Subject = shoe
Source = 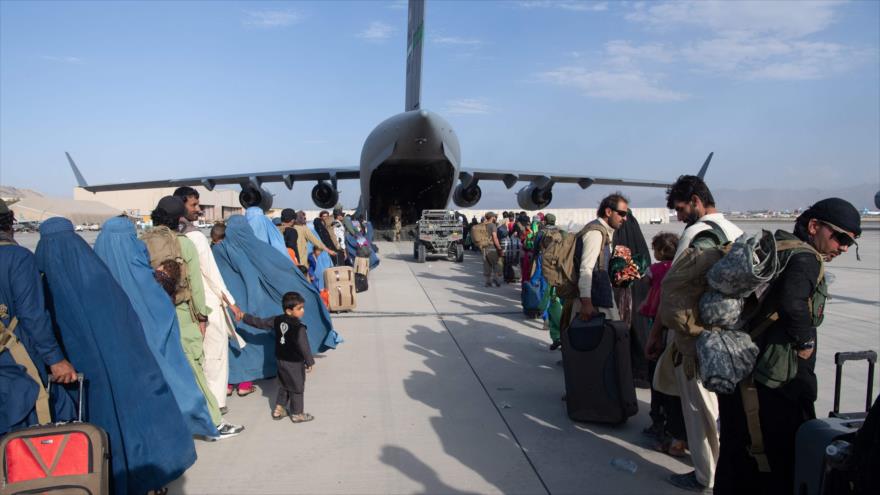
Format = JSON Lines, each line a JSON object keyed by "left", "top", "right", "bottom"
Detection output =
{"left": 219, "top": 406, "right": 228, "bottom": 416}
{"left": 642, "top": 422, "right": 665, "bottom": 439}
{"left": 215, "top": 421, "right": 245, "bottom": 439}
{"left": 290, "top": 413, "right": 315, "bottom": 423}
{"left": 226, "top": 385, "right": 234, "bottom": 397}
{"left": 668, "top": 471, "right": 711, "bottom": 493}
{"left": 493, "top": 280, "right": 501, "bottom": 287}
{"left": 485, "top": 281, "right": 493, "bottom": 287}
{"left": 549, "top": 341, "right": 561, "bottom": 351}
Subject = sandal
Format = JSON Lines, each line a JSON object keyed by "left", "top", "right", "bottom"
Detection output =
{"left": 226, "top": 385, "right": 234, "bottom": 397}
{"left": 271, "top": 405, "right": 286, "bottom": 421}
{"left": 667, "top": 440, "right": 688, "bottom": 458}
{"left": 237, "top": 386, "right": 256, "bottom": 397}
{"left": 290, "top": 413, "right": 314, "bottom": 423}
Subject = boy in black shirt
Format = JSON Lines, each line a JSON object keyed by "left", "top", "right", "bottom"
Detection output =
{"left": 243, "top": 292, "right": 316, "bottom": 423}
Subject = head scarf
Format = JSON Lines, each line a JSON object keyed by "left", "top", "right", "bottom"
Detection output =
{"left": 35, "top": 218, "right": 195, "bottom": 495}
{"left": 94, "top": 217, "right": 217, "bottom": 437}
{"left": 212, "top": 216, "right": 339, "bottom": 383}
{"left": 245, "top": 206, "right": 287, "bottom": 256}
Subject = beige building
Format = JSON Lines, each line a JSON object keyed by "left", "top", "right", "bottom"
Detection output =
{"left": 74, "top": 186, "right": 243, "bottom": 222}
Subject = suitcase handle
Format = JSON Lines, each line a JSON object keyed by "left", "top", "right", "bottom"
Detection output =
{"left": 47, "top": 373, "right": 85, "bottom": 423}
{"left": 832, "top": 351, "right": 876, "bottom": 416}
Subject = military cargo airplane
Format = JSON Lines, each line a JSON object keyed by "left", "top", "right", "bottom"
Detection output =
{"left": 68, "top": 0, "right": 695, "bottom": 229}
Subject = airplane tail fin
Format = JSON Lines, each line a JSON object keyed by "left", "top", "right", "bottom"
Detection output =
{"left": 405, "top": 0, "right": 424, "bottom": 112}
{"left": 66, "top": 152, "right": 89, "bottom": 188}
{"left": 697, "top": 152, "right": 713, "bottom": 179}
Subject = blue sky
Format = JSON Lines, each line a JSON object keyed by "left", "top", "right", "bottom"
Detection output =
{"left": 1, "top": 0, "right": 878, "bottom": 209}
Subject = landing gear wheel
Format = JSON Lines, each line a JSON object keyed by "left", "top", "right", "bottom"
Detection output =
{"left": 455, "top": 243, "right": 464, "bottom": 262}
{"left": 417, "top": 243, "right": 427, "bottom": 263}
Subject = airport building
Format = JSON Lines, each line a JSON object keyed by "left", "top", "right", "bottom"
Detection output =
{"left": 73, "top": 186, "right": 243, "bottom": 222}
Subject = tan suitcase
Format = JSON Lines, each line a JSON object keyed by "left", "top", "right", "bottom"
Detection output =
{"left": 354, "top": 256, "right": 370, "bottom": 276}
{"left": 324, "top": 267, "right": 356, "bottom": 312}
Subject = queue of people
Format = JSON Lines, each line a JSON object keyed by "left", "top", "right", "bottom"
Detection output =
{"left": 506, "top": 176, "right": 862, "bottom": 494}
{"left": 0, "top": 192, "right": 357, "bottom": 493}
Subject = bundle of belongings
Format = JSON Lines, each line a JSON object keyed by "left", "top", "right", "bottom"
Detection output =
{"left": 660, "top": 229, "right": 825, "bottom": 395}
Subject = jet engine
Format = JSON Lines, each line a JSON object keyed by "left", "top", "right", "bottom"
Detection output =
{"left": 516, "top": 184, "right": 553, "bottom": 210}
{"left": 452, "top": 183, "right": 482, "bottom": 208}
{"left": 311, "top": 181, "right": 339, "bottom": 209}
{"left": 239, "top": 185, "right": 273, "bottom": 211}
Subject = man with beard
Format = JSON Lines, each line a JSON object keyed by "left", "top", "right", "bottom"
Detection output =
{"left": 313, "top": 210, "right": 343, "bottom": 266}
{"left": 173, "top": 187, "right": 245, "bottom": 414}
{"left": 646, "top": 175, "right": 742, "bottom": 492}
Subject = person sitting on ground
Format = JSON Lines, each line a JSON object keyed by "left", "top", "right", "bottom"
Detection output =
{"left": 713, "top": 198, "right": 861, "bottom": 495}
{"left": 638, "top": 232, "right": 687, "bottom": 458}
{"left": 242, "top": 291, "right": 316, "bottom": 423}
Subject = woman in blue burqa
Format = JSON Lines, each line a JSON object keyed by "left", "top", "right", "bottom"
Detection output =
{"left": 343, "top": 214, "right": 380, "bottom": 269}
{"left": 94, "top": 216, "right": 218, "bottom": 438}
{"left": 212, "top": 215, "right": 339, "bottom": 385}
{"left": 35, "top": 218, "right": 195, "bottom": 495}
{"left": 245, "top": 206, "right": 287, "bottom": 256}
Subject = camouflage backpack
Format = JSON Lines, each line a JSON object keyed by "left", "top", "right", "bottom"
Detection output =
{"left": 141, "top": 226, "right": 193, "bottom": 309}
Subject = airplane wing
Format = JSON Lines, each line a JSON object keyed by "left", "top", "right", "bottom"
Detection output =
{"left": 457, "top": 152, "right": 713, "bottom": 190}
{"left": 67, "top": 153, "right": 360, "bottom": 192}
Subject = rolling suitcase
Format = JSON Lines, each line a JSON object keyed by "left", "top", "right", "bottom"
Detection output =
{"left": 1, "top": 374, "right": 110, "bottom": 495}
{"left": 323, "top": 266, "right": 356, "bottom": 312}
{"left": 794, "top": 350, "right": 877, "bottom": 495}
{"left": 561, "top": 314, "right": 638, "bottom": 424}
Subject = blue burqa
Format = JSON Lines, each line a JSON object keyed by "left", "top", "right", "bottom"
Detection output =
{"left": 35, "top": 218, "right": 196, "bottom": 495}
{"left": 94, "top": 217, "right": 218, "bottom": 438}
{"left": 245, "top": 206, "right": 287, "bottom": 256}
{"left": 344, "top": 220, "right": 380, "bottom": 269}
{"left": 212, "top": 215, "right": 339, "bottom": 384}
{"left": 0, "top": 241, "right": 75, "bottom": 434}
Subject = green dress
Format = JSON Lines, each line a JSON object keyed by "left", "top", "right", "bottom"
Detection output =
{"left": 176, "top": 236, "right": 222, "bottom": 426}
{"left": 540, "top": 286, "right": 563, "bottom": 343}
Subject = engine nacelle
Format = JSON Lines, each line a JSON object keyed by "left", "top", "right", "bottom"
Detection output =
{"left": 516, "top": 184, "right": 553, "bottom": 210}
{"left": 452, "top": 183, "right": 482, "bottom": 208}
{"left": 239, "top": 185, "right": 273, "bottom": 211}
{"left": 311, "top": 182, "right": 339, "bottom": 209}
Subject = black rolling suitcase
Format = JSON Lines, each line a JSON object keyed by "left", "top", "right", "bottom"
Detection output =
{"left": 794, "top": 350, "right": 877, "bottom": 495}
{"left": 561, "top": 314, "right": 638, "bottom": 424}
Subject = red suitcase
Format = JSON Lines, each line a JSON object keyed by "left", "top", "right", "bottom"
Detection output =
{"left": 1, "top": 374, "right": 109, "bottom": 495}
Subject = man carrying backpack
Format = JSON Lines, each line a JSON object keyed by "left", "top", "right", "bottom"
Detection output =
{"left": 571, "top": 193, "right": 630, "bottom": 323}
{"left": 145, "top": 196, "right": 244, "bottom": 439}
{"left": 473, "top": 212, "right": 503, "bottom": 287}
{"left": 647, "top": 175, "right": 743, "bottom": 492}
{"left": 713, "top": 198, "right": 861, "bottom": 495}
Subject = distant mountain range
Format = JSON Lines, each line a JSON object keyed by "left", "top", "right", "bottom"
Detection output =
{"left": 471, "top": 182, "right": 880, "bottom": 212}
{"left": 0, "top": 185, "right": 44, "bottom": 201}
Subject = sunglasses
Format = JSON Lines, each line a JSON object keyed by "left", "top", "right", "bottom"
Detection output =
{"left": 821, "top": 222, "right": 855, "bottom": 247}
{"left": 613, "top": 208, "right": 628, "bottom": 218}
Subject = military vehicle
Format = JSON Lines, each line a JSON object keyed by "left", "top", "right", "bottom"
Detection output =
{"left": 413, "top": 210, "right": 464, "bottom": 263}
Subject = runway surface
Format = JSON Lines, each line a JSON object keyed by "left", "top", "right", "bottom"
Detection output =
{"left": 12, "top": 221, "right": 878, "bottom": 494}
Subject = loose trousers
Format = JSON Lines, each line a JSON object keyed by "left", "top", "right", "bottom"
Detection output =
{"left": 674, "top": 364, "right": 720, "bottom": 487}
{"left": 177, "top": 305, "right": 222, "bottom": 426}
{"left": 277, "top": 359, "right": 306, "bottom": 415}
{"left": 202, "top": 303, "right": 230, "bottom": 408}
{"left": 482, "top": 248, "right": 502, "bottom": 282}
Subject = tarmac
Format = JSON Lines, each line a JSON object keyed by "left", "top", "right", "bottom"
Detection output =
{"left": 12, "top": 221, "right": 879, "bottom": 494}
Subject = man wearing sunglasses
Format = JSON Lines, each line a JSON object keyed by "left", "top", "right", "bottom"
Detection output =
{"left": 714, "top": 197, "right": 861, "bottom": 495}
{"left": 572, "top": 192, "right": 630, "bottom": 323}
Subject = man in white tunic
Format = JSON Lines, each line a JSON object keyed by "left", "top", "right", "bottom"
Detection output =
{"left": 174, "top": 187, "right": 245, "bottom": 414}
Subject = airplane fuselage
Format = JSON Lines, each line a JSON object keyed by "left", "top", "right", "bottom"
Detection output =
{"left": 359, "top": 109, "right": 461, "bottom": 227}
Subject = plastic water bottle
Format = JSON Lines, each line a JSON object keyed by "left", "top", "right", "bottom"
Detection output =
{"left": 610, "top": 457, "right": 638, "bottom": 474}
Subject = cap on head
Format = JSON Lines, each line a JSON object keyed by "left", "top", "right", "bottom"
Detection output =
{"left": 806, "top": 197, "right": 861, "bottom": 238}
{"left": 485, "top": 211, "right": 496, "bottom": 220}
{"left": 281, "top": 208, "right": 296, "bottom": 223}
{"left": 157, "top": 196, "right": 185, "bottom": 219}
{"left": 544, "top": 213, "right": 556, "bottom": 225}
